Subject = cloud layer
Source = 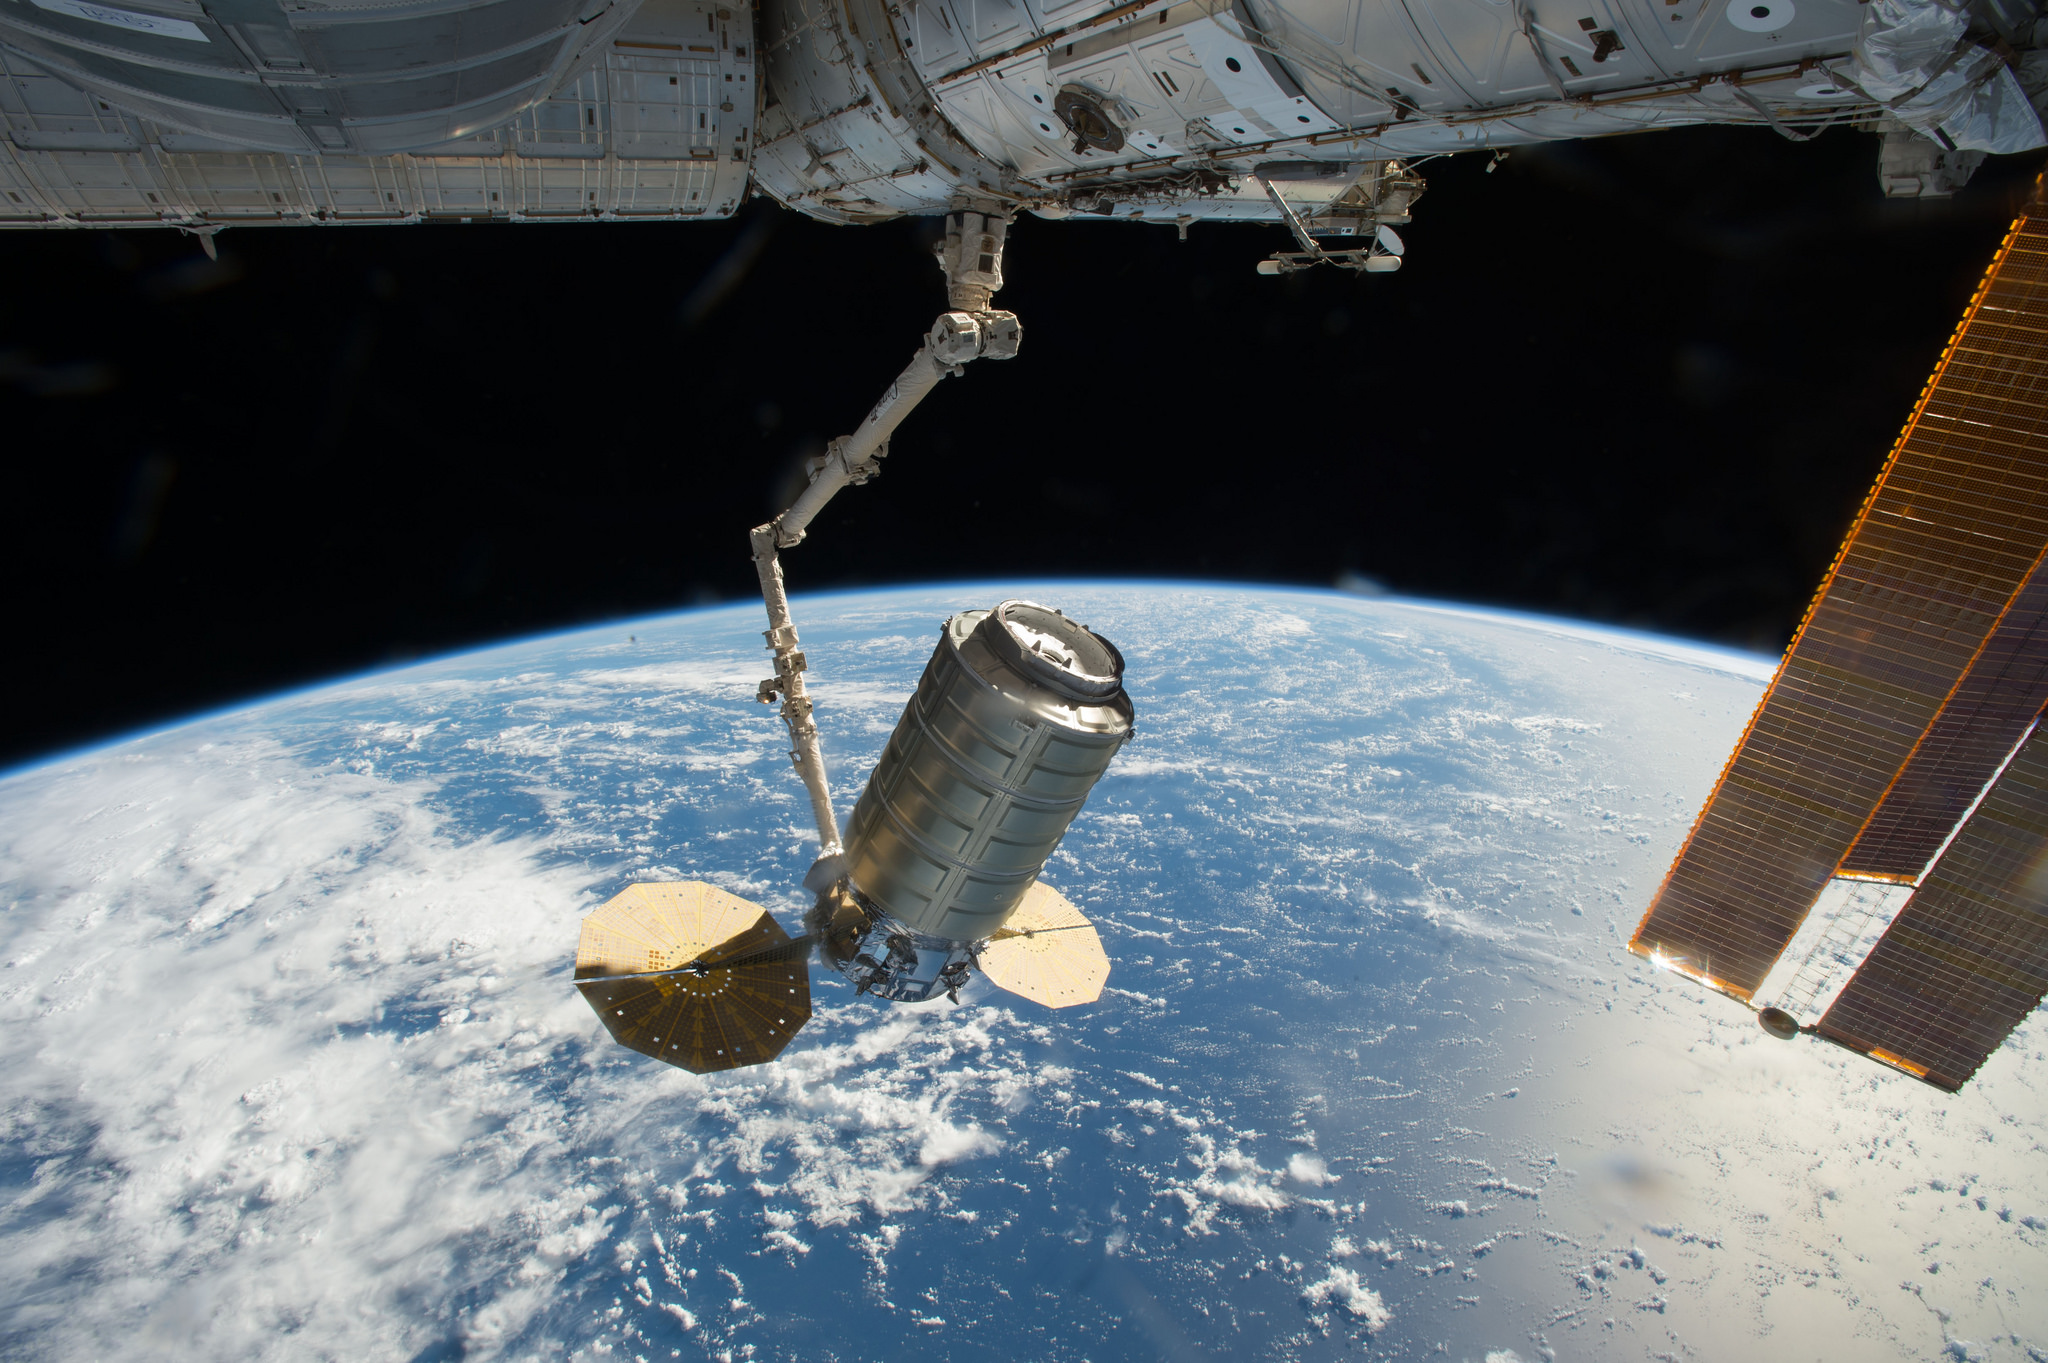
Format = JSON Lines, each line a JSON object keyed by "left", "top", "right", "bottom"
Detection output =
{"left": 1, "top": 584, "right": 2042, "bottom": 1362}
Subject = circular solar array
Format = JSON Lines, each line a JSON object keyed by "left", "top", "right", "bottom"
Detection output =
{"left": 574, "top": 881, "right": 813, "bottom": 1073}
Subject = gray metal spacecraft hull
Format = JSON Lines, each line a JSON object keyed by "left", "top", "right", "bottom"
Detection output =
{"left": 822, "top": 600, "right": 1133, "bottom": 1003}
{"left": 3, "top": 0, "right": 2041, "bottom": 236}
{"left": 843, "top": 602, "right": 1133, "bottom": 945}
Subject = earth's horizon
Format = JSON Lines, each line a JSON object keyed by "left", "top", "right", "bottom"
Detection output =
{"left": 2, "top": 581, "right": 2041, "bottom": 1362}
{"left": 3, "top": 582, "right": 1779, "bottom": 782}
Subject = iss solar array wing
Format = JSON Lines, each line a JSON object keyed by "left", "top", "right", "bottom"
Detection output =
{"left": 1630, "top": 173, "right": 2048, "bottom": 1092}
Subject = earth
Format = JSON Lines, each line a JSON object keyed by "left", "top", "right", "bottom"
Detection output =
{"left": 2, "top": 583, "right": 2044, "bottom": 1363}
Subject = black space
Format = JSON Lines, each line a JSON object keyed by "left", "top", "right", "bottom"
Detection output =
{"left": 3, "top": 123, "right": 2043, "bottom": 770}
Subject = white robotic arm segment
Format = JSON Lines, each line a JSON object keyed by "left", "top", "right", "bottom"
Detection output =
{"left": 769, "top": 304, "right": 1022, "bottom": 550}
{"left": 750, "top": 210, "right": 1021, "bottom": 861}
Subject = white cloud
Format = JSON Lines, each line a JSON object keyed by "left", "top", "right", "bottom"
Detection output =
{"left": 1300, "top": 1265, "right": 1390, "bottom": 1332}
{"left": 0, "top": 735, "right": 1027, "bottom": 1361}
{"left": 0, "top": 740, "right": 609, "bottom": 1360}
{"left": 1287, "top": 1153, "right": 1339, "bottom": 1185}
{"left": 1161, "top": 1133, "right": 1292, "bottom": 1233}
{"left": 6, "top": 584, "right": 2039, "bottom": 1363}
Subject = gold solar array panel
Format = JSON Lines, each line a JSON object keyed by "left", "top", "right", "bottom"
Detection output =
{"left": 1820, "top": 722, "right": 2048, "bottom": 1090}
{"left": 977, "top": 881, "right": 1111, "bottom": 1008}
{"left": 1631, "top": 174, "right": 2048, "bottom": 1087}
{"left": 1839, "top": 559, "right": 2048, "bottom": 879}
{"left": 575, "top": 881, "right": 813, "bottom": 1073}
{"left": 574, "top": 880, "right": 767, "bottom": 977}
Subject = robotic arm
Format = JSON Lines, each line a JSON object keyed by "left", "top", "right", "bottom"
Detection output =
{"left": 747, "top": 207, "right": 1022, "bottom": 868}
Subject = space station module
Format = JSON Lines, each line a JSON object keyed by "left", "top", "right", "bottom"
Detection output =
{"left": 5, "top": 0, "right": 2047, "bottom": 256}
{"left": 816, "top": 599, "right": 1132, "bottom": 1003}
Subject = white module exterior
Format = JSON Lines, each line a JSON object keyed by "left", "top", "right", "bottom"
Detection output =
{"left": 746, "top": 0, "right": 2002, "bottom": 225}
{"left": 2, "top": 0, "right": 2042, "bottom": 228}
{"left": 1, "top": 0, "right": 754, "bottom": 224}
{"left": 0, "top": 0, "right": 639, "bottom": 155}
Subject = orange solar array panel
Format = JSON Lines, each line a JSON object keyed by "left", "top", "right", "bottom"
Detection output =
{"left": 1839, "top": 558, "right": 2048, "bottom": 879}
{"left": 1630, "top": 174, "right": 2048, "bottom": 1074}
{"left": 1819, "top": 721, "right": 2048, "bottom": 1090}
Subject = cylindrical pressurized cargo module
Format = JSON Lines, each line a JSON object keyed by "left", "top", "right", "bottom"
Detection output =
{"left": 844, "top": 600, "right": 1133, "bottom": 939}
{"left": 833, "top": 601, "right": 1132, "bottom": 986}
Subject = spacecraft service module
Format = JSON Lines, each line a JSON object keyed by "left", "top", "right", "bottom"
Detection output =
{"left": 4, "top": 0, "right": 2048, "bottom": 269}
{"left": 1632, "top": 171, "right": 2048, "bottom": 1092}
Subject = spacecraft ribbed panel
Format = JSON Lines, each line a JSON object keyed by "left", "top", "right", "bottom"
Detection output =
{"left": 574, "top": 880, "right": 811, "bottom": 1073}
{"left": 0, "top": 0, "right": 638, "bottom": 155}
{"left": 843, "top": 601, "right": 1133, "bottom": 942}
{"left": 976, "top": 880, "right": 1110, "bottom": 1008}
{"left": 0, "top": 0, "right": 757, "bottom": 227}
{"left": 1818, "top": 721, "right": 2048, "bottom": 1090}
{"left": 1630, "top": 192, "right": 2048, "bottom": 996}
